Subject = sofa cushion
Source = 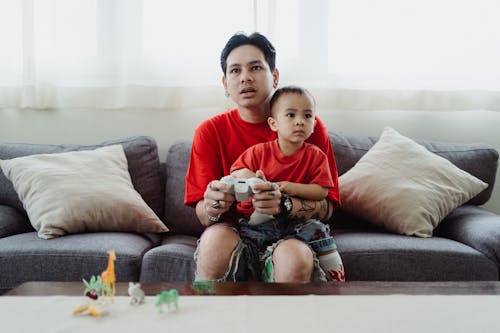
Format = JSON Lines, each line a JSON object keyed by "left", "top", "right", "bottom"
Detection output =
{"left": 334, "top": 229, "right": 498, "bottom": 281}
{"left": 330, "top": 130, "right": 498, "bottom": 205}
{"left": 338, "top": 127, "right": 488, "bottom": 237}
{"left": 434, "top": 205, "right": 500, "bottom": 269}
{"left": 0, "top": 232, "right": 155, "bottom": 290}
{"left": 0, "top": 136, "right": 165, "bottom": 221}
{"left": 140, "top": 235, "right": 197, "bottom": 282}
{"left": 0, "top": 145, "right": 168, "bottom": 239}
{"left": 0, "top": 205, "right": 33, "bottom": 239}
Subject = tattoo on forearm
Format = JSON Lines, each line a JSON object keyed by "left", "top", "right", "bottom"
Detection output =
{"left": 298, "top": 199, "right": 314, "bottom": 213}
{"left": 320, "top": 200, "right": 328, "bottom": 220}
{"left": 290, "top": 198, "right": 331, "bottom": 221}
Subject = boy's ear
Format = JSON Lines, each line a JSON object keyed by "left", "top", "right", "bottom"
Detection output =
{"left": 267, "top": 117, "right": 278, "bottom": 132}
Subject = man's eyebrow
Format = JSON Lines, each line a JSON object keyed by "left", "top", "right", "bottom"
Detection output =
{"left": 228, "top": 60, "right": 264, "bottom": 69}
{"left": 248, "top": 60, "right": 264, "bottom": 66}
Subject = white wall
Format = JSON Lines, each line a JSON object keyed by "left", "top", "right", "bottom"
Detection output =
{"left": 1, "top": 107, "right": 499, "bottom": 214}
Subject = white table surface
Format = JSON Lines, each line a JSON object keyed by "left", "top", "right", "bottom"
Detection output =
{"left": 1, "top": 295, "right": 499, "bottom": 333}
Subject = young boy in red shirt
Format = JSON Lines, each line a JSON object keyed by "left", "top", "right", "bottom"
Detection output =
{"left": 229, "top": 86, "right": 345, "bottom": 281}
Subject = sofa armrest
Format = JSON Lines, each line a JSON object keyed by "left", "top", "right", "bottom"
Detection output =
{"left": 0, "top": 205, "right": 33, "bottom": 238}
{"left": 435, "top": 205, "right": 500, "bottom": 271}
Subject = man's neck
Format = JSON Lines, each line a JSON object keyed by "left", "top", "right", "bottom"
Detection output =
{"left": 238, "top": 106, "right": 269, "bottom": 124}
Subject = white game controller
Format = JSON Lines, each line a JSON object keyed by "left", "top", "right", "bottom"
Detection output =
{"left": 219, "top": 176, "right": 264, "bottom": 202}
{"left": 220, "top": 176, "right": 274, "bottom": 225}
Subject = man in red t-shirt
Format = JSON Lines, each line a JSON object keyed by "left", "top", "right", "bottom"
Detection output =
{"left": 184, "top": 32, "right": 341, "bottom": 283}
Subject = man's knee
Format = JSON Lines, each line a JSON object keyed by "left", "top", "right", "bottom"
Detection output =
{"left": 195, "top": 224, "right": 240, "bottom": 279}
{"left": 272, "top": 238, "right": 313, "bottom": 283}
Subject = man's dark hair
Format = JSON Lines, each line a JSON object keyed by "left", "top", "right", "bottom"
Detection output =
{"left": 269, "top": 85, "right": 316, "bottom": 117}
{"left": 220, "top": 32, "right": 276, "bottom": 75}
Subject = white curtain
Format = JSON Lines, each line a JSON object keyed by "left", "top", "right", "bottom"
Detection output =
{"left": 1, "top": 0, "right": 500, "bottom": 110}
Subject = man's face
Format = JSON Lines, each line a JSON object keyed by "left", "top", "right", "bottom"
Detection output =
{"left": 222, "top": 45, "right": 278, "bottom": 111}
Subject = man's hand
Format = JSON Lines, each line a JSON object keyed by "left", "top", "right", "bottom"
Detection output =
{"left": 196, "top": 179, "right": 236, "bottom": 226}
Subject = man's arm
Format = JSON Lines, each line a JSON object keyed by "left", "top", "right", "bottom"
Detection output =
{"left": 288, "top": 197, "right": 333, "bottom": 222}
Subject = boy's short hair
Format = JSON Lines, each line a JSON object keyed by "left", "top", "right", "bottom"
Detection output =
{"left": 269, "top": 86, "right": 316, "bottom": 117}
{"left": 220, "top": 32, "right": 276, "bottom": 75}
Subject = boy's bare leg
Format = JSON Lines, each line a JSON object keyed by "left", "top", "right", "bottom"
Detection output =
{"left": 272, "top": 238, "right": 314, "bottom": 283}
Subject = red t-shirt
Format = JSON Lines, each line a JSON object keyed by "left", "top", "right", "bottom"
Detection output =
{"left": 184, "top": 108, "right": 340, "bottom": 207}
{"left": 231, "top": 140, "right": 334, "bottom": 189}
{"left": 230, "top": 140, "right": 335, "bottom": 217}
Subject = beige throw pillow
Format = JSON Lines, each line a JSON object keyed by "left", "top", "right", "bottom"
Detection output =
{"left": 339, "top": 127, "right": 488, "bottom": 237}
{"left": 0, "top": 145, "right": 168, "bottom": 239}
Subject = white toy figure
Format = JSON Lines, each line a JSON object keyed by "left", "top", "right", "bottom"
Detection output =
{"left": 128, "top": 282, "right": 145, "bottom": 305}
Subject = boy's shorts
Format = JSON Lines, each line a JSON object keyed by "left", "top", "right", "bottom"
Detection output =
{"left": 194, "top": 219, "right": 335, "bottom": 282}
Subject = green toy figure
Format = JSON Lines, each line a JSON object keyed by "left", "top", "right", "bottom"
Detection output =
{"left": 82, "top": 275, "right": 103, "bottom": 300}
{"left": 155, "top": 289, "right": 179, "bottom": 313}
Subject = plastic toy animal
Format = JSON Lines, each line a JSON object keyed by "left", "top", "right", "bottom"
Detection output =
{"left": 155, "top": 289, "right": 179, "bottom": 313}
{"left": 128, "top": 282, "right": 145, "bottom": 305}
{"left": 101, "top": 250, "right": 116, "bottom": 301}
{"left": 82, "top": 275, "right": 102, "bottom": 300}
{"left": 72, "top": 304, "right": 104, "bottom": 317}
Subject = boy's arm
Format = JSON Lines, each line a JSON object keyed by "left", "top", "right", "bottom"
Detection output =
{"left": 277, "top": 181, "right": 328, "bottom": 201}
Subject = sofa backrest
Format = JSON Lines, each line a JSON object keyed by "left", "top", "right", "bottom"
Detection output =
{"left": 330, "top": 131, "right": 499, "bottom": 205}
{"left": 0, "top": 136, "right": 165, "bottom": 220}
{"left": 164, "top": 131, "right": 499, "bottom": 237}
{"left": 163, "top": 140, "right": 205, "bottom": 237}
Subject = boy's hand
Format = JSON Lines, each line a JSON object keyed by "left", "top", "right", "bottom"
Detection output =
{"left": 276, "top": 181, "right": 294, "bottom": 196}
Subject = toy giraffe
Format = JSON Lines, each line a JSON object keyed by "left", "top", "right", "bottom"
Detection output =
{"left": 101, "top": 250, "right": 116, "bottom": 302}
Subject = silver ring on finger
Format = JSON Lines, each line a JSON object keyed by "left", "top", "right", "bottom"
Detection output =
{"left": 211, "top": 200, "right": 222, "bottom": 210}
{"left": 271, "top": 182, "right": 278, "bottom": 190}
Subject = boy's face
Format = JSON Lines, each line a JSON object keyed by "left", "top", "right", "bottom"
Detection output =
{"left": 268, "top": 93, "right": 316, "bottom": 145}
{"left": 222, "top": 45, "right": 278, "bottom": 112}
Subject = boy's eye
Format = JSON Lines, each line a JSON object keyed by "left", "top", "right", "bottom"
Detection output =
{"left": 286, "top": 113, "right": 295, "bottom": 118}
{"left": 305, "top": 114, "right": 313, "bottom": 119}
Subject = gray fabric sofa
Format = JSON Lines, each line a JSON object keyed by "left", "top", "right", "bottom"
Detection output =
{"left": 0, "top": 136, "right": 165, "bottom": 294}
{"left": 1, "top": 132, "right": 499, "bottom": 294}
